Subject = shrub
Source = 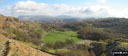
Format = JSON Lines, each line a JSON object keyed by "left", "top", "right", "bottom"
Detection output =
{"left": 78, "top": 27, "right": 112, "bottom": 41}
{"left": 65, "top": 39, "right": 74, "bottom": 44}
{"left": 63, "top": 21, "right": 89, "bottom": 30}
{"left": 14, "top": 30, "right": 42, "bottom": 45}
{"left": 45, "top": 42, "right": 54, "bottom": 48}
{"left": 54, "top": 41, "right": 65, "bottom": 49}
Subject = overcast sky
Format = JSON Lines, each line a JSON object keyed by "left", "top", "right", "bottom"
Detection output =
{"left": 0, "top": 0, "right": 128, "bottom": 18}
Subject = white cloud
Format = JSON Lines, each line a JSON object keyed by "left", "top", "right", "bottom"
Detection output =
{"left": 3, "top": 0, "right": 128, "bottom": 18}
{"left": 79, "top": 6, "right": 112, "bottom": 18}
{"left": 53, "top": 4, "right": 84, "bottom": 17}
{"left": 108, "top": 8, "right": 128, "bottom": 18}
{"left": 98, "top": 0, "right": 107, "bottom": 3}
{"left": 10, "top": 1, "right": 56, "bottom": 16}
{"left": 0, "top": 9, "right": 3, "bottom": 12}
{"left": 7, "top": 1, "right": 84, "bottom": 17}
{"left": 0, "top": 9, "right": 4, "bottom": 15}
{"left": 0, "top": 7, "right": 12, "bottom": 16}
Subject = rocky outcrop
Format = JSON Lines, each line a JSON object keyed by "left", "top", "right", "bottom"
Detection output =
{"left": 0, "top": 34, "right": 53, "bottom": 56}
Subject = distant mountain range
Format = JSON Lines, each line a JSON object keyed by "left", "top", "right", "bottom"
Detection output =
{"left": 18, "top": 15, "right": 82, "bottom": 23}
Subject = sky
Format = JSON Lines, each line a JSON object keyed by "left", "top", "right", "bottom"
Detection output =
{"left": 0, "top": 0, "right": 128, "bottom": 18}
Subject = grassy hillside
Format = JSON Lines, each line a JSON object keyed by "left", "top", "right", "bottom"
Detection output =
{"left": 0, "top": 15, "right": 55, "bottom": 56}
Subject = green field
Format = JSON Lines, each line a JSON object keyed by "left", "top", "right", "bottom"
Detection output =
{"left": 43, "top": 31, "right": 80, "bottom": 44}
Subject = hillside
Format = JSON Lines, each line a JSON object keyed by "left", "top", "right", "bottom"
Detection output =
{"left": 0, "top": 15, "right": 54, "bottom": 56}
{"left": 1, "top": 14, "right": 128, "bottom": 56}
